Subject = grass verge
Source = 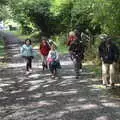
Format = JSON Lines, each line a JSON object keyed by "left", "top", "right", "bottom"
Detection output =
{"left": 0, "top": 40, "right": 5, "bottom": 58}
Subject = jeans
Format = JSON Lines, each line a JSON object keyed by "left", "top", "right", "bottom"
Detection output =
{"left": 73, "top": 58, "right": 82, "bottom": 76}
{"left": 25, "top": 56, "right": 32, "bottom": 71}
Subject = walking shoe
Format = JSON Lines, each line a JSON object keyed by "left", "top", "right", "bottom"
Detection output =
{"left": 51, "top": 75, "right": 55, "bottom": 79}
{"left": 29, "top": 69, "right": 32, "bottom": 73}
{"left": 110, "top": 83, "right": 115, "bottom": 89}
{"left": 80, "top": 69, "right": 82, "bottom": 72}
{"left": 25, "top": 71, "right": 30, "bottom": 75}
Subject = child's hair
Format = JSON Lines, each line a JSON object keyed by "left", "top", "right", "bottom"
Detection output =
{"left": 51, "top": 43, "right": 57, "bottom": 49}
{"left": 25, "top": 38, "right": 32, "bottom": 45}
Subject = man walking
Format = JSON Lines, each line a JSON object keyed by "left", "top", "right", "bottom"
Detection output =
{"left": 99, "top": 36, "right": 119, "bottom": 87}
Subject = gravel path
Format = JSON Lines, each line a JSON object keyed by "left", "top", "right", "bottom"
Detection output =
{"left": 0, "top": 32, "right": 120, "bottom": 120}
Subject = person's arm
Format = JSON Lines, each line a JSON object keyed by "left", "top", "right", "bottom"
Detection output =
{"left": 98, "top": 43, "right": 104, "bottom": 58}
{"left": 55, "top": 51, "right": 59, "bottom": 61}
{"left": 114, "top": 44, "right": 119, "bottom": 62}
{"left": 20, "top": 45, "right": 25, "bottom": 55}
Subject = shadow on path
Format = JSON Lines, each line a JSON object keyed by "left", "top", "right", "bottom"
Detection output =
{"left": 0, "top": 32, "right": 120, "bottom": 120}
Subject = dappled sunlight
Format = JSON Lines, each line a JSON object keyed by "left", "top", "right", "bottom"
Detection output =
{"left": 36, "top": 100, "right": 56, "bottom": 107}
{"left": 95, "top": 116, "right": 111, "bottom": 120}
{"left": 45, "top": 110, "right": 69, "bottom": 119}
{"left": 102, "top": 102, "right": 120, "bottom": 108}
{"left": 28, "top": 79, "right": 44, "bottom": 85}
{"left": 57, "top": 79, "right": 75, "bottom": 86}
{"left": 77, "top": 79, "right": 89, "bottom": 83}
{"left": 0, "top": 32, "right": 120, "bottom": 120}
{"left": 80, "top": 103, "right": 101, "bottom": 110}
{"left": 28, "top": 73, "right": 40, "bottom": 79}
{"left": 28, "top": 84, "right": 40, "bottom": 92}
{"left": 0, "top": 83, "right": 10, "bottom": 87}
{"left": 61, "top": 61, "right": 73, "bottom": 66}
{"left": 8, "top": 63, "right": 25, "bottom": 67}
{"left": 31, "top": 93, "right": 42, "bottom": 99}
{"left": 45, "top": 89, "right": 78, "bottom": 97}
{"left": 62, "top": 75, "right": 75, "bottom": 80}
{"left": 10, "top": 89, "right": 23, "bottom": 94}
{"left": 65, "top": 103, "right": 100, "bottom": 112}
{"left": 77, "top": 98, "right": 87, "bottom": 102}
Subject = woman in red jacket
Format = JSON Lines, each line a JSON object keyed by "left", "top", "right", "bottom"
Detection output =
{"left": 39, "top": 37, "right": 50, "bottom": 70}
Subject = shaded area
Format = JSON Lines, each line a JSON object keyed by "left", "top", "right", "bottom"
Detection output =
{"left": 0, "top": 32, "right": 120, "bottom": 120}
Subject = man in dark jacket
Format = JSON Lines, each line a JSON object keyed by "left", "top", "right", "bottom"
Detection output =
{"left": 69, "top": 38, "right": 85, "bottom": 79}
{"left": 99, "top": 36, "right": 119, "bottom": 87}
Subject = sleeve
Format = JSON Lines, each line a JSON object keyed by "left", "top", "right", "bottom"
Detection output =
{"left": 20, "top": 45, "right": 24, "bottom": 55}
{"left": 55, "top": 51, "right": 59, "bottom": 61}
{"left": 114, "top": 44, "right": 119, "bottom": 61}
{"left": 98, "top": 43, "right": 103, "bottom": 58}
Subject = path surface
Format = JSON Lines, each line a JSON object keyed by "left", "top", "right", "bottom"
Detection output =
{"left": 0, "top": 32, "right": 120, "bottom": 120}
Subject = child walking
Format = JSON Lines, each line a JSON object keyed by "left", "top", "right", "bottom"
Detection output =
{"left": 20, "top": 39, "right": 34, "bottom": 75}
{"left": 39, "top": 37, "right": 50, "bottom": 70}
{"left": 47, "top": 43, "right": 61, "bottom": 78}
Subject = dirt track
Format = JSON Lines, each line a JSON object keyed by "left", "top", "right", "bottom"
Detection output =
{"left": 0, "top": 32, "right": 120, "bottom": 120}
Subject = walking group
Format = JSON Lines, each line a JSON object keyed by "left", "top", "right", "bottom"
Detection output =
{"left": 20, "top": 31, "right": 119, "bottom": 88}
{"left": 20, "top": 37, "right": 61, "bottom": 79}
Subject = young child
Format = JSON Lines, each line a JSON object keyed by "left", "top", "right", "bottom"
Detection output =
{"left": 20, "top": 39, "right": 34, "bottom": 75}
{"left": 39, "top": 37, "right": 50, "bottom": 70}
{"left": 47, "top": 43, "right": 61, "bottom": 78}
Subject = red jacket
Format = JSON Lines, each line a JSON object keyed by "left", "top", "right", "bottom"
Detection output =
{"left": 39, "top": 42, "right": 50, "bottom": 56}
{"left": 67, "top": 36, "right": 77, "bottom": 46}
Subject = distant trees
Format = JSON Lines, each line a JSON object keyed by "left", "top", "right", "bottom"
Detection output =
{"left": 6, "top": 0, "right": 120, "bottom": 36}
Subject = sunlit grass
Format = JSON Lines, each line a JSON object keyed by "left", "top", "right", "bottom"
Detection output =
{"left": 0, "top": 40, "right": 5, "bottom": 58}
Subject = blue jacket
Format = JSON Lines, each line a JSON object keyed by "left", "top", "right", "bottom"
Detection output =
{"left": 20, "top": 44, "right": 33, "bottom": 57}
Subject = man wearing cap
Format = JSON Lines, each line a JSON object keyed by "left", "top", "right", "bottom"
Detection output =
{"left": 99, "top": 36, "right": 119, "bottom": 88}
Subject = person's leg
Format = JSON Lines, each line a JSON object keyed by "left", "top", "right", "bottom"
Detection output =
{"left": 49, "top": 63, "right": 54, "bottom": 75}
{"left": 28, "top": 57, "right": 32, "bottom": 72}
{"left": 73, "top": 59, "right": 80, "bottom": 78}
{"left": 80, "top": 62, "right": 82, "bottom": 69}
{"left": 109, "top": 62, "right": 116, "bottom": 86}
{"left": 79, "top": 60, "right": 83, "bottom": 72}
{"left": 26, "top": 57, "right": 29, "bottom": 71}
{"left": 42, "top": 56, "right": 48, "bottom": 70}
{"left": 102, "top": 62, "right": 109, "bottom": 85}
{"left": 41, "top": 55, "right": 45, "bottom": 70}
{"left": 29, "top": 57, "right": 32, "bottom": 69}
{"left": 44, "top": 56, "right": 48, "bottom": 68}
{"left": 25, "top": 57, "right": 30, "bottom": 75}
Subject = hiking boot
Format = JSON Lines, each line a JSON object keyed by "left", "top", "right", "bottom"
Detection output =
{"left": 80, "top": 69, "right": 82, "bottom": 72}
{"left": 25, "top": 71, "right": 30, "bottom": 75}
{"left": 29, "top": 69, "right": 32, "bottom": 73}
{"left": 110, "top": 83, "right": 115, "bottom": 89}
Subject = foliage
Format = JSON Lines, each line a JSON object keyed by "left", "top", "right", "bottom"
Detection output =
{"left": 0, "top": 40, "right": 5, "bottom": 58}
{"left": 8, "top": 0, "right": 120, "bottom": 36}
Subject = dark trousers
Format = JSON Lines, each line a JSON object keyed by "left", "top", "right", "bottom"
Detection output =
{"left": 49, "top": 62, "right": 57, "bottom": 75}
{"left": 73, "top": 58, "right": 82, "bottom": 76}
{"left": 25, "top": 56, "right": 32, "bottom": 71}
